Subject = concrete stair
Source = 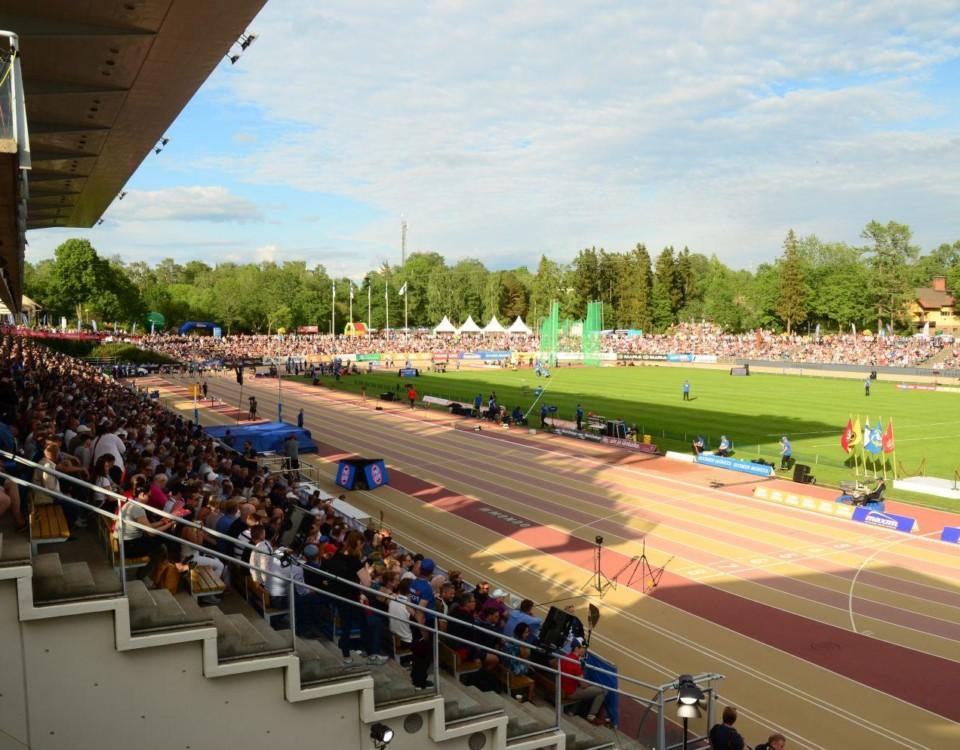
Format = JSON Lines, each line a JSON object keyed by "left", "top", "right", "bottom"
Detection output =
{"left": 0, "top": 517, "right": 31, "bottom": 565}
{"left": 127, "top": 579, "right": 214, "bottom": 633}
{"left": 30, "top": 552, "right": 122, "bottom": 604}
{"left": 211, "top": 607, "right": 294, "bottom": 661}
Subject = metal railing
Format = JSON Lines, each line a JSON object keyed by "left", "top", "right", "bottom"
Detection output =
{"left": 3, "top": 449, "right": 723, "bottom": 747}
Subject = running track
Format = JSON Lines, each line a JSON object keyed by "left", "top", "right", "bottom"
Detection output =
{"left": 153, "top": 374, "right": 960, "bottom": 750}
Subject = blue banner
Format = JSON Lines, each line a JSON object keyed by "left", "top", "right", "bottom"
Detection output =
{"left": 666, "top": 353, "right": 694, "bottom": 362}
{"left": 941, "top": 526, "right": 960, "bottom": 544}
{"left": 477, "top": 350, "right": 512, "bottom": 360}
{"left": 852, "top": 506, "right": 918, "bottom": 533}
{"left": 584, "top": 652, "right": 619, "bottom": 727}
{"left": 695, "top": 453, "right": 774, "bottom": 477}
{"left": 363, "top": 460, "right": 389, "bottom": 489}
{"left": 399, "top": 367, "right": 419, "bottom": 377}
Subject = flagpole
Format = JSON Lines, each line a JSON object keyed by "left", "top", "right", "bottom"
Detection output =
{"left": 331, "top": 282, "right": 336, "bottom": 336}
{"left": 849, "top": 413, "right": 859, "bottom": 478}
{"left": 881, "top": 416, "right": 887, "bottom": 482}
{"left": 349, "top": 284, "right": 353, "bottom": 325}
{"left": 385, "top": 284, "right": 390, "bottom": 333}
{"left": 891, "top": 417, "right": 898, "bottom": 480}
{"left": 404, "top": 290, "right": 408, "bottom": 331}
{"left": 368, "top": 284, "right": 372, "bottom": 332}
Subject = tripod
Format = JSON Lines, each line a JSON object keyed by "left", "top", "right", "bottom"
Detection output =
{"left": 617, "top": 538, "right": 671, "bottom": 593}
{"left": 580, "top": 536, "right": 617, "bottom": 598}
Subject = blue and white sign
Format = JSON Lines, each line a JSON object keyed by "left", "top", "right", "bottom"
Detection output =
{"left": 695, "top": 454, "right": 774, "bottom": 477}
{"left": 940, "top": 526, "right": 960, "bottom": 544}
{"left": 666, "top": 353, "right": 695, "bottom": 362}
{"left": 852, "top": 506, "right": 918, "bottom": 533}
{"left": 363, "top": 459, "right": 389, "bottom": 489}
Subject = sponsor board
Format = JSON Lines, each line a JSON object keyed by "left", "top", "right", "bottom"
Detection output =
{"left": 753, "top": 486, "right": 856, "bottom": 519}
{"left": 696, "top": 453, "right": 774, "bottom": 477}
{"left": 619, "top": 354, "right": 669, "bottom": 362}
{"left": 666, "top": 353, "right": 695, "bottom": 362}
{"left": 941, "top": 527, "right": 960, "bottom": 544}
{"left": 852, "top": 506, "right": 918, "bottom": 533}
{"left": 553, "top": 427, "right": 657, "bottom": 453}
{"left": 693, "top": 354, "right": 718, "bottom": 363}
{"left": 356, "top": 353, "right": 382, "bottom": 362}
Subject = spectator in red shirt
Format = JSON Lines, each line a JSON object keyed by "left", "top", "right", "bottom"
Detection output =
{"left": 559, "top": 638, "right": 606, "bottom": 723}
{"left": 407, "top": 386, "right": 417, "bottom": 409}
{"left": 147, "top": 472, "right": 170, "bottom": 511}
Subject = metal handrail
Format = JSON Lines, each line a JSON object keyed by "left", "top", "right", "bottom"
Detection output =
{"left": 3, "top": 469, "right": 675, "bottom": 730}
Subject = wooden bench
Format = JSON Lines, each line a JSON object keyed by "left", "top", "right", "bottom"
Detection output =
{"left": 498, "top": 665, "right": 535, "bottom": 702}
{"left": 29, "top": 503, "right": 70, "bottom": 554}
{"left": 189, "top": 565, "right": 226, "bottom": 600}
{"left": 246, "top": 575, "right": 290, "bottom": 627}
{"left": 439, "top": 641, "right": 481, "bottom": 677}
{"left": 392, "top": 633, "right": 412, "bottom": 663}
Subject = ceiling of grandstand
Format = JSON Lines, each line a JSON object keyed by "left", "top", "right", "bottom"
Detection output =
{"left": 0, "top": 0, "right": 266, "bottom": 233}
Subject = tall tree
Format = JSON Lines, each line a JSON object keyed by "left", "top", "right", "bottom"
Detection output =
{"left": 571, "top": 248, "right": 600, "bottom": 315}
{"left": 861, "top": 220, "right": 920, "bottom": 331}
{"left": 775, "top": 229, "right": 808, "bottom": 334}
{"left": 616, "top": 244, "right": 653, "bottom": 330}
{"left": 654, "top": 247, "right": 682, "bottom": 321}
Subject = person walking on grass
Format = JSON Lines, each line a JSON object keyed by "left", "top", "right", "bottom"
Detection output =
{"left": 864, "top": 378, "right": 870, "bottom": 397}
{"left": 683, "top": 380, "right": 690, "bottom": 401}
{"left": 779, "top": 436, "right": 792, "bottom": 470}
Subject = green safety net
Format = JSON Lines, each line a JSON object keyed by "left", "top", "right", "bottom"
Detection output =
{"left": 539, "top": 301, "right": 559, "bottom": 366}
{"left": 583, "top": 301, "right": 602, "bottom": 366}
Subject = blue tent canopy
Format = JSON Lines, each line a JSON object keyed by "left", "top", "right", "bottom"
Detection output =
{"left": 204, "top": 422, "right": 317, "bottom": 454}
{"left": 178, "top": 321, "right": 220, "bottom": 336}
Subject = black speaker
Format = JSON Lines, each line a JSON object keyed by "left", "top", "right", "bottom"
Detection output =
{"left": 793, "top": 463, "right": 811, "bottom": 483}
{"left": 537, "top": 606, "right": 575, "bottom": 652}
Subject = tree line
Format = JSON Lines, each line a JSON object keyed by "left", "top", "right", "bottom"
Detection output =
{"left": 22, "top": 220, "right": 960, "bottom": 335}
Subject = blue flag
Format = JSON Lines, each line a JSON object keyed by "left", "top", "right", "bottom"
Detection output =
{"left": 865, "top": 419, "right": 883, "bottom": 455}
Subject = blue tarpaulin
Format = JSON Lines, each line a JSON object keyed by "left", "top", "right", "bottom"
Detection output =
{"left": 204, "top": 421, "right": 318, "bottom": 455}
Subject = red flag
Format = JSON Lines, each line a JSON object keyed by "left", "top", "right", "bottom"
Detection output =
{"left": 882, "top": 422, "right": 895, "bottom": 454}
{"left": 841, "top": 418, "right": 854, "bottom": 454}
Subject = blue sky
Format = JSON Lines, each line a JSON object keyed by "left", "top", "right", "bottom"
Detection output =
{"left": 27, "top": 1, "right": 960, "bottom": 277}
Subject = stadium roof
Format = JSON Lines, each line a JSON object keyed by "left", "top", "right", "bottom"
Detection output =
{"left": 0, "top": 0, "right": 266, "bottom": 309}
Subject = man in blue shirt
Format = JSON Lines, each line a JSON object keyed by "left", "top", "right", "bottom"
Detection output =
{"left": 682, "top": 380, "right": 690, "bottom": 401}
{"left": 864, "top": 378, "right": 870, "bottom": 397}
{"left": 540, "top": 404, "right": 548, "bottom": 428}
{"left": 408, "top": 558, "right": 437, "bottom": 625}
{"left": 779, "top": 436, "right": 792, "bottom": 470}
{"left": 718, "top": 435, "right": 731, "bottom": 457}
{"left": 504, "top": 598, "right": 541, "bottom": 643}
{"left": 473, "top": 393, "right": 482, "bottom": 418}
{"left": 576, "top": 404, "right": 584, "bottom": 431}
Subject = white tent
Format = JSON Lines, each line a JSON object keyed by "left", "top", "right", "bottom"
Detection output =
{"left": 458, "top": 315, "right": 481, "bottom": 334}
{"left": 433, "top": 315, "right": 457, "bottom": 334}
{"left": 508, "top": 316, "right": 531, "bottom": 334}
{"left": 483, "top": 315, "right": 506, "bottom": 334}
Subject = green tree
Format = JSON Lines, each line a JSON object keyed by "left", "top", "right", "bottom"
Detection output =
{"left": 616, "top": 244, "right": 653, "bottom": 329}
{"left": 530, "top": 255, "right": 563, "bottom": 329}
{"left": 861, "top": 220, "right": 920, "bottom": 331}
{"left": 44, "top": 238, "right": 143, "bottom": 323}
{"left": 571, "top": 248, "right": 600, "bottom": 314}
{"left": 775, "top": 229, "right": 808, "bottom": 334}
{"left": 654, "top": 247, "right": 682, "bottom": 323}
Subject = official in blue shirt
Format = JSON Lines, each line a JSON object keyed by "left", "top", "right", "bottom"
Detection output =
{"left": 540, "top": 404, "right": 548, "bottom": 428}
{"left": 474, "top": 393, "right": 482, "bottom": 418}
{"left": 718, "top": 435, "right": 731, "bottom": 457}
{"left": 576, "top": 404, "right": 585, "bottom": 431}
{"left": 779, "top": 436, "right": 792, "bottom": 470}
{"left": 682, "top": 380, "right": 690, "bottom": 401}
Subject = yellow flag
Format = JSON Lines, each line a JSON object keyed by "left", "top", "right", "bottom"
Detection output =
{"left": 849, "top": 417, "right": 861, "bottom": 447}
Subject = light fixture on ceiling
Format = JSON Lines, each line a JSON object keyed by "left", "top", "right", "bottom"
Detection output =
{"left": 369, "top": 723, "right": 394, "bottom": 750}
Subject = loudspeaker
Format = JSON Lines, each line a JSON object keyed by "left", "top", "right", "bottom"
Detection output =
{"left": 793, "top": 463, "right": 811, "bottom": 483}
{"left": 537, "top": 606, "right": 575, "bottom": 652}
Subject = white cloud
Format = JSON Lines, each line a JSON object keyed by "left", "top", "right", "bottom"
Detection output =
{"left": 111, "top": 186, "right": 263, "bottom": 224}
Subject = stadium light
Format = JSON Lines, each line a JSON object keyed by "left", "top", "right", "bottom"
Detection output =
{"left": 676, "top": 675, "right": 705, "bottom": 750}
{"left": 225, "top": 52, "right": 240, "bottom": 65}
{"left": 118, "top": 191, "right": 127, "bottom": 200}
{"left": 370, "top": 722, "right": 393, "bottom": 749}
{"left": 240, "top": 33, "right": 257, "bottom": 51}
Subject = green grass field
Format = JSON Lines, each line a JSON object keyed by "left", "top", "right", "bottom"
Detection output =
{"left": 298, "top": 365, "right": 960, "bottom": 511}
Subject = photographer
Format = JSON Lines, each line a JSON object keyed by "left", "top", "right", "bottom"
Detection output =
{"left": 250, "top": 525, "right": 290, "bottom": 612}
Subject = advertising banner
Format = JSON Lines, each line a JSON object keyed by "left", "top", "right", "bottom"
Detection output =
{"left": 666, "top": 353, "right": 695, "bottom": 362}
{"left": 356, "top": 353, "right": 382, "bottom": 362}
{"left": 363, "top": 460, "right": 389, "bottom": 489}
{"left": 941, "top": 527, "right": 960, "bottom": 544}
{"left": 852, "top": 507, "right": 919, "bottom": 533}
{"left": 696, "top": 453, "right": 774, "bottom": 477}
{"left": 335, "top": 460, "right": 357, "bottom": 490}
{"left": 753, "top": 486, "right": 856, "bottom": 519}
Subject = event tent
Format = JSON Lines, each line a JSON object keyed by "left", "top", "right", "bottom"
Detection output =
{"left": 434, "top": 316, "right": 457, "bottom": 334}
{"left": 458, "top": 315, "right": 481, "bottom": 334}
{"left": 483, "top": 315, "right": 506, "bottom": 334}
{"left": 508, "top": 316, "right": 531, "bottom": 334}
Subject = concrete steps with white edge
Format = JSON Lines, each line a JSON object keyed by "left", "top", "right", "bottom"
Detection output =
{"left": 129, "top": 580, "right": 213, "bottom": 634}
{"left": 32, "top": 554, "right": 101, "bottom": 603}
{"left": 0, "top": 519, "right": 31, "bottom": 565}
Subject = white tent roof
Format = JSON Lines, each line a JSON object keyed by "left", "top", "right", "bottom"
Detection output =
{"left": 508, "top": 316, "right": 531, "bottom": 334}
{"left": 458, "top": 315, "right": 481, "bottom": 333}
{"left": 483, "top": 315, "right": 506, "bottom": 333}
{"left": 433, "top": 315, "right": 457, "bottom": 334}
